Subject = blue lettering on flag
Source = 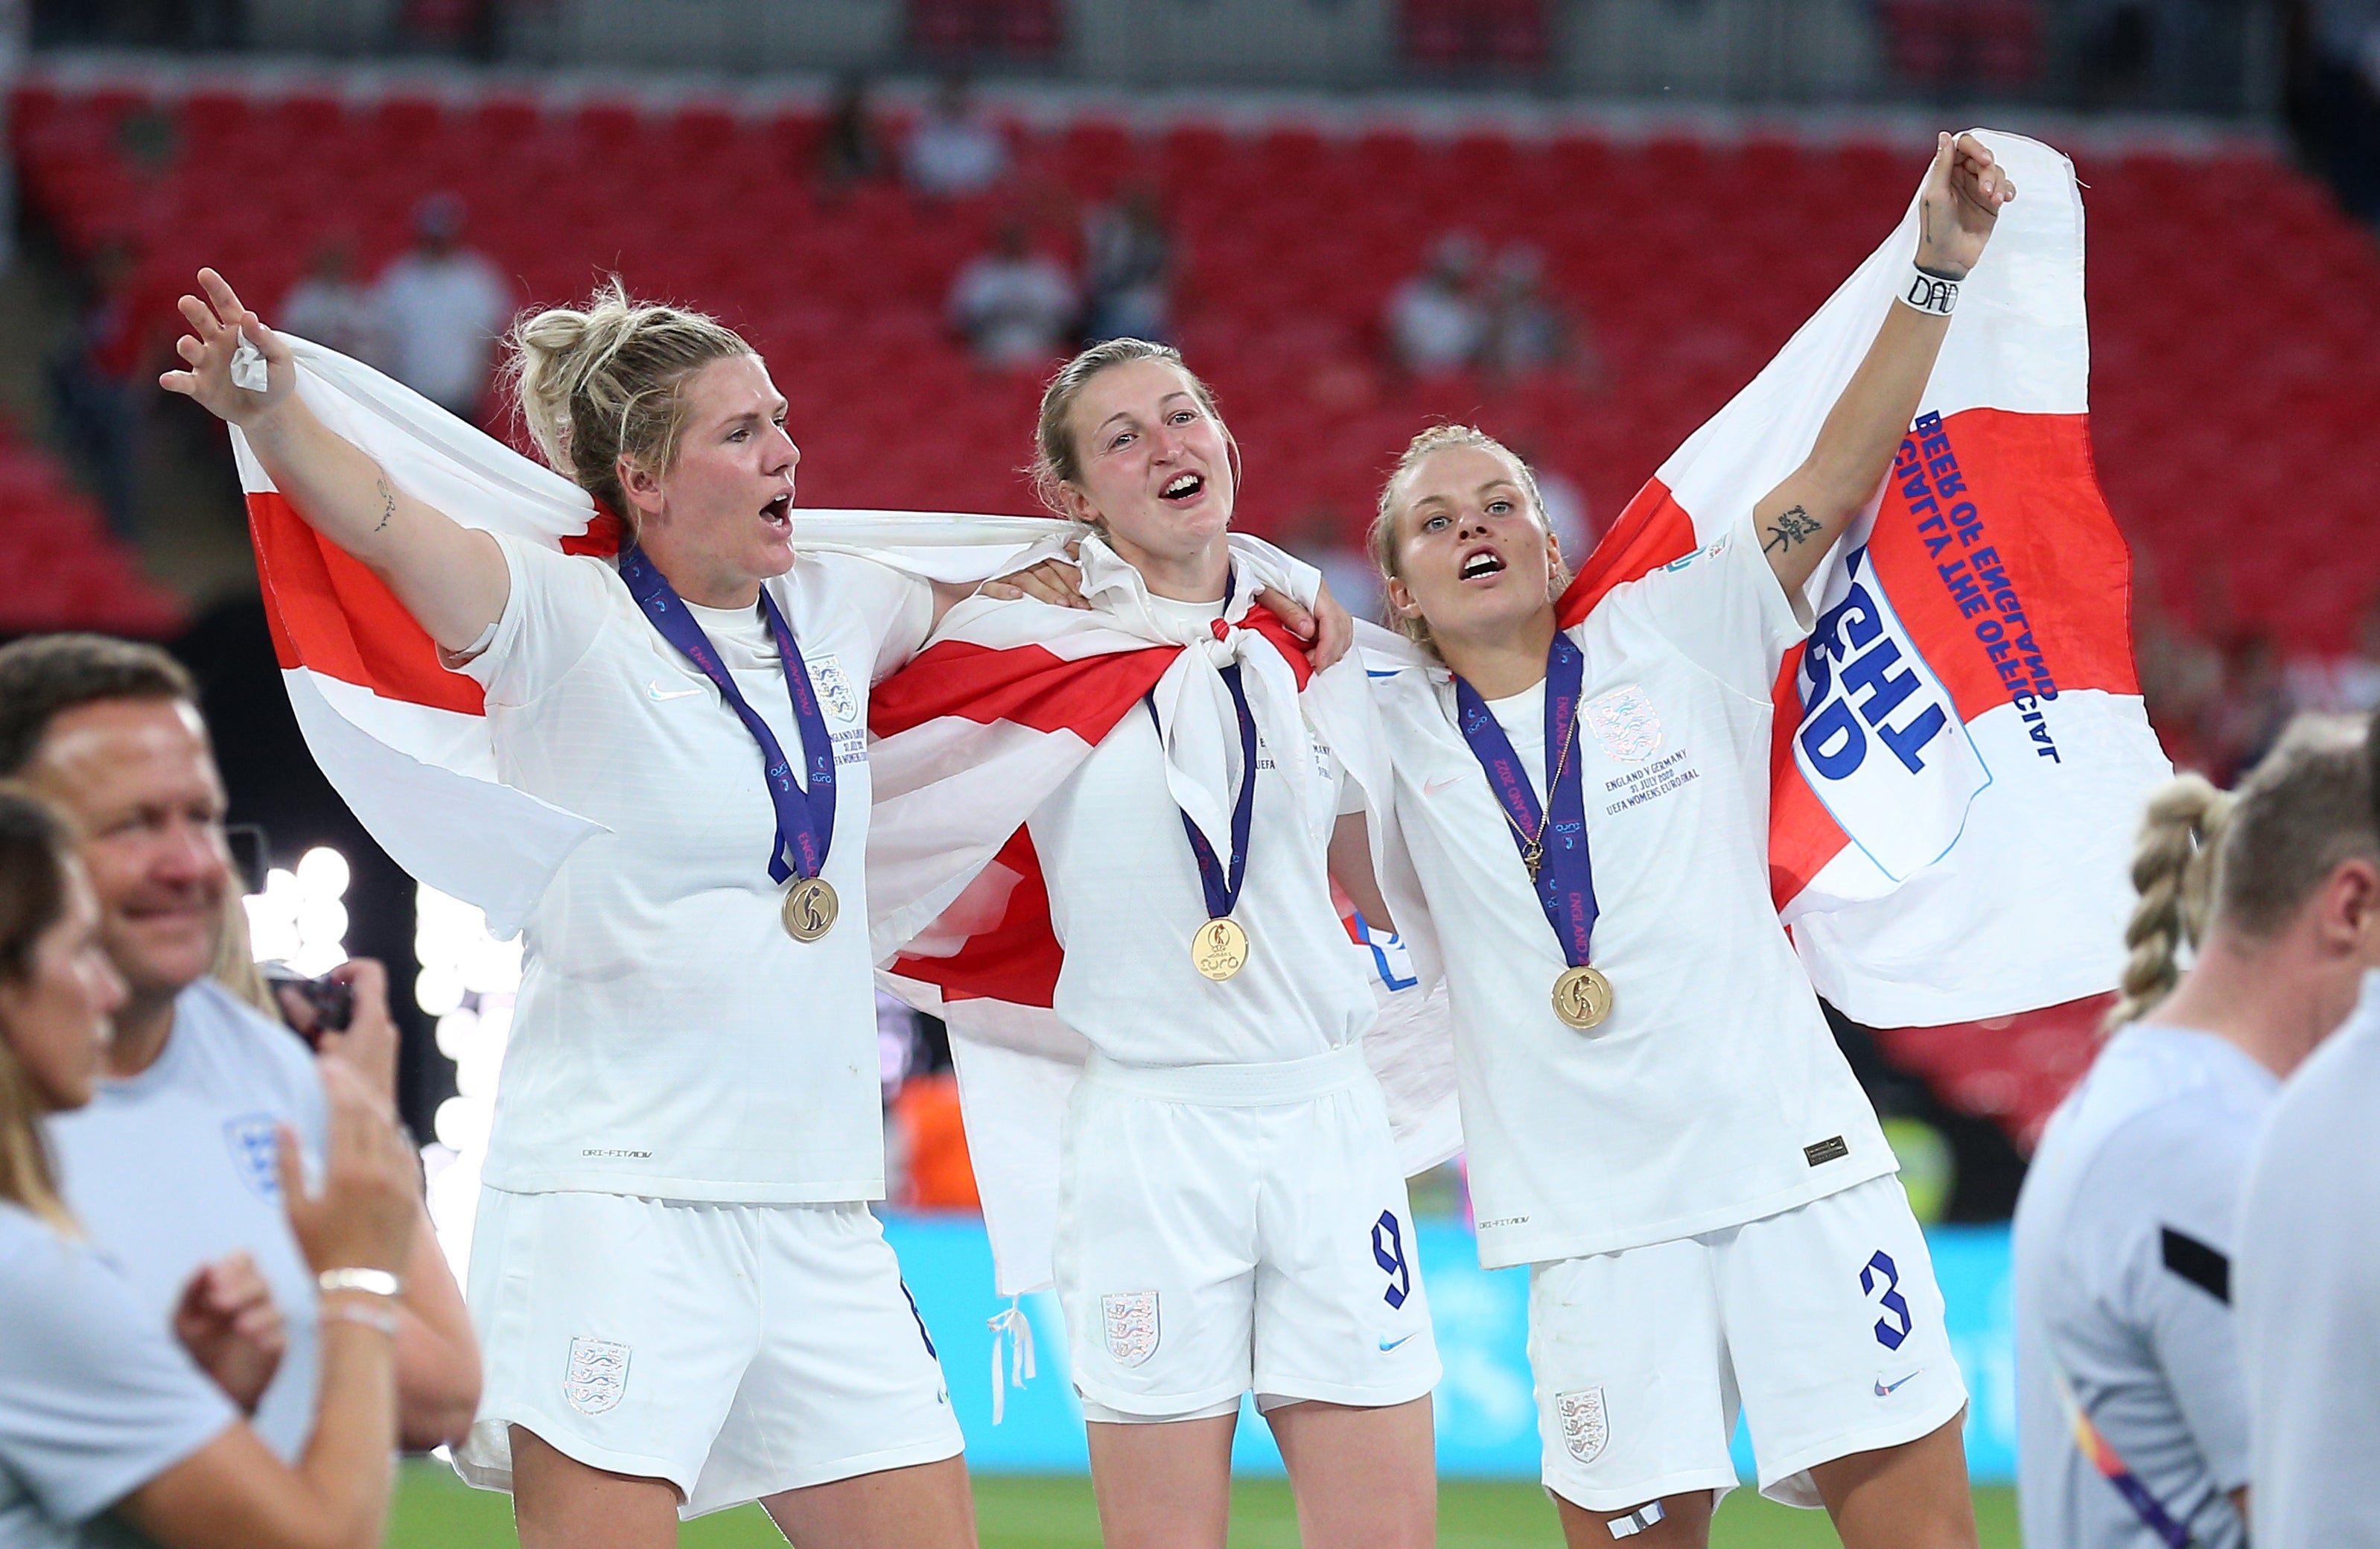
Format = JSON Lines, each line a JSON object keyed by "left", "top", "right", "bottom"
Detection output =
{"left": 1794, "top": 547, "right": 1992, "bottom": 881}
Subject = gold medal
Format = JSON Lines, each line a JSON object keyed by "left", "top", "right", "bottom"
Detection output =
{"left": 781, "top": 877, "right": 839, "bottom": 941}
{"left": 1551, "top": 964, "right": 1614, "bottom": 1031}
{"left": 1191, "top": 917, "right": 1250, "bottom": 982}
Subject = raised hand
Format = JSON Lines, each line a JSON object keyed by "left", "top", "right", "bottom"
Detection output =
{"left": 158, "top": 267, "right": 296, "bottom": 427}
{"left": 1915, "top": 132, "right": 2016, "bottom": 282}
{"left": 312, "top": 958, "right": 399, "bottom": 1113}
{"left": 171, "top": 1251, "right": 287, "bottom": 1413}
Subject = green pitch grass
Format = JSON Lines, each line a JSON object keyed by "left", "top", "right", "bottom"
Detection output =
{"left": 390, "top": 1461, "right": 2021, "bottom": 1545}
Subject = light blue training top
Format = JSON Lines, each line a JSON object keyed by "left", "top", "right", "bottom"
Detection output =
{"left": 2012, "top": 1022, "right": 2271, "bottom": 1549}
{"left": 48, "top": 978, "right": 328, "bottom": 1466}
{"left": 0, "top": 1200, "right": 235, "bottom": 1548}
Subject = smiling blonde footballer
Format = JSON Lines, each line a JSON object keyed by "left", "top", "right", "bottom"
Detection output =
{"left": 1354, "top": 135, "right": 2014, "bottom": 1548}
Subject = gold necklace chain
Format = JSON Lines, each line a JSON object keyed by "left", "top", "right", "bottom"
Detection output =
{"left": 1501, "top": 705, "right": 1582, "bottom": 882}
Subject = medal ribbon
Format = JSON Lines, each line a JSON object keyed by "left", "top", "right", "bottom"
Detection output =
{"left": 1453, "top": 632, "right": 1597, "bottom": 967}
{"left": 618, "top": 544, "right": 836, "bottom": 884}
{"left": 1144, "top": 661, "right": 1259, "bottom": 924}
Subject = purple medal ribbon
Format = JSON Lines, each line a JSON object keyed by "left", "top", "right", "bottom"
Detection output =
{"left": 618, "top": 544, "right": 836, "bottom": 884}
{"left": 1453, "top": 632, "right": 1597, "bottom": 967}
{"left": 1143, "top": 661, "right": 1259, "bottom": 926}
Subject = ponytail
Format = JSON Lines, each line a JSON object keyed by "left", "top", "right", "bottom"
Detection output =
{"left": 2106, "top": 774, "right": 2232, "bottom": 1031}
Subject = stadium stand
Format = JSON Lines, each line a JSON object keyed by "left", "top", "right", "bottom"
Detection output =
{"left": 14, "top": 77, "right": 2373, "bottom": 658}
{"left": 0, "top": 413, "right": 184, "bottom": 637}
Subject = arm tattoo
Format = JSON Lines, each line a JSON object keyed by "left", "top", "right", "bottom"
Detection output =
{"left": 372, "top": 474, "right": 395, "bottom": 535}
{"left": 1762, "top": 505, "right": 1822, "bottom": 556}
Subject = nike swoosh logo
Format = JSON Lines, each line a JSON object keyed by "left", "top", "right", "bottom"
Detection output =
{"left": 1378, "top": 1333, "right": 1416, "bottom": 1352}
{"left": 1422, "top": 776, "right": 1468, "bottom": 796}
{"left": 648, "top": 681, "right": 704, "bottom": 702}
{"left": 1874, "top": 1371, "right": 1921, "bottom": 1397}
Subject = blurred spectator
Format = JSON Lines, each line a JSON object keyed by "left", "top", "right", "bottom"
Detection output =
{"left": 0, "top": 632, "right": 483, "bottom": 1453}
{"left": 2199, "top": 631, "right": 2295, "bottom": 783}
{"left": 372, "top": 193, "right": 512, "bottom": 419}
{"left": 1080, "top": 185, "right": 1174, "bottom": 345}
{"left": 948, "top": 221, "right": 1077, "bottom": 369}
{"left": 1387, "top": 232, "right": 1487, "bottom": 375}
{"left": 817, "top": 72, "right": 887, "bottom": 194}
{"left": 903, "top": 74, "right": 1009, "bottom": 200}
{"left": 2286, "top": 594, "right": 2380, "bottom": 713}
{"left": 1482, "top": 244, "right": 1603, "bottom": 390}
{"left": 1531, "top": 458, "right": 1594, "bottom": 561}
{"left": 48, "top": 239, "right": 155, "bottom": 542}
{"left": 892, "top": 1073, "right": 980, "bottom": 1209}
{"left": 1288, "top": 505, "right": 1384, "bottom": 623}
{"left": 279, "top": 241, "right": 386, "bottom": 370}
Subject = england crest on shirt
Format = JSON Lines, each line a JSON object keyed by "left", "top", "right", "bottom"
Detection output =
{"left": 1584, "top": 685, "right": 1663, "bottom": 763}
{"left": 564, "top": 1338, "right": 632, "bottom": 1415}
{"left": 806, "top": 652, "right": 859, "bottom": 724}
{"left": 1556, "top": 1387, "right": 1611, "bottom": 1465}
{"left": 1101, "top": 1291, "right": 1161, "bottom": 1367}
{"left": 222, "top": 1114, "right": 283, "bottom": 1200}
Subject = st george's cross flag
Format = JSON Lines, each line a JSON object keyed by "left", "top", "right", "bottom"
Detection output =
{"left": 1542, "top": 128, "right": 2168, "bottom": 1028}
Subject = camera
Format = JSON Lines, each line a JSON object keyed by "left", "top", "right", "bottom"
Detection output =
{"left": 258, "top": 961, "right": 353, "bottom": 1046}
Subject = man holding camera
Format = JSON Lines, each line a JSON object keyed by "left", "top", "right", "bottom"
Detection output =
{"left": 0, "top": 633, "right": 479, "bottom": 1454}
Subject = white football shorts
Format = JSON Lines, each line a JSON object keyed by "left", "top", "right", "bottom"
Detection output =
{"left": 454, "top": 1189, "right": 963, "bottom": 1518}
{"left": 1055, "top": 1044, "right": 1442, "bottom": 1420}
{"left": 1529, "top": 1173, "right": 1967, "bottom": 1513}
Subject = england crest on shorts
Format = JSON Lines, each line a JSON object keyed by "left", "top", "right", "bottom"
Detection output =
{"left": 1555, "top": 1387, "right": 1610, "bottom": 1466}
{"left": 222, "top": 1115, "right": 282, "bottom": 1200}
{"left": 1100, "top": 1291, "right": 1161, "bottom": 1368}
{"left": 564, "top": 1338, "right": 631, "bottom": 1416}
{"left": 806, "top": 652, "right": 859, "bottom": 724}
{"left": 1584, "top": 686, "right": 1663, "bottom": 763}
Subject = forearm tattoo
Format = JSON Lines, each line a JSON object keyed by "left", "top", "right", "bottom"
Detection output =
{"left": 1763, "top": 505, "right": 1822, "bottom": 556}
{"left": 372, "top": 474, "right": 395, "bottom": 535}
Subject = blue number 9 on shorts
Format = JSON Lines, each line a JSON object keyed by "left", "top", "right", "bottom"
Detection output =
{"left": 1372, "top": 1212, "right": 1410, "bottom": 1309}
{"left": 1860, "top": 1250, "right": 1914, "bottom": 1350}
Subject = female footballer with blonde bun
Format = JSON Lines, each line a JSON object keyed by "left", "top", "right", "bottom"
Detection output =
{"left": 1356, "top": 133, "right": 2011, "bottom": 1548}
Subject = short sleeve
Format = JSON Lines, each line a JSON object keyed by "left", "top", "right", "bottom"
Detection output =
{"left": 0, "top": 1223, "right": 238, "bottom": 1524}
{"left": 2096, "top": 1112, "right": 2259, "bottom": 1492}
{"left": 451, "top": 530, "right": 617, "bottom": 709}
{"left": 1612, "top": 510, "right": 1815, "bottom": 700}
{"left": 814, "top": 557, "right": 935, "bottom": 683}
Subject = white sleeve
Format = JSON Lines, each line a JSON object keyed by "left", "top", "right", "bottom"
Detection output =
{"left": 1610, "top": 510, "right": 1814, "bottom": 700}
{"left": 0, "top": 1224, "right": 239, "bottom": 1524}
{"left": 449, "top": 529, "right": 615, "bottom": 708}
{"left": 815, "top": 556, "right": 936, "bottom": 682}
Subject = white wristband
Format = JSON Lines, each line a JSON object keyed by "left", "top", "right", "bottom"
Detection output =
{"left": 1897, "top": 263, "right": 1961, "bottom": 317}
{"left": 318, "top": 1267, "right": 402, "bottom": 1300}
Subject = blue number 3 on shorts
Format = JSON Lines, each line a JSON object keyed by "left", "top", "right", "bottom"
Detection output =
{"left": 1860, "top": 1249, "right": 1914, "bottom": 1349}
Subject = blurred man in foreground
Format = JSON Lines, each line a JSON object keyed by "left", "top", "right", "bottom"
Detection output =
{"left": 0, "top": 632, "right": 480, "bottom": 1453}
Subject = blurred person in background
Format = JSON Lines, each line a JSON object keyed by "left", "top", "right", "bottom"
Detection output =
{"left": 0, "top": 634, "right": 482, "bottom": 1456}
{"left": 2233, "top": 709, "right": 2380, "bottom": 1548}
{"left": 1079, "top": 184, "right": 1174, "bottom": 346}
{"left": 372, "top": 192, "right": 512, "bottom": 420}
{"left": 949, "top": 220, "right": 1078, "bottom": 369}
{"left": 2198, "top": 631, "right": 2294, "bottom": 784}
{"left": 2012, "top": 716, "right": 2379, "bottom": 1549}
{"left": 2284, "top": 593, "right": 2380, "bottom": 715}
{"left": 0, "top": 784, "right": 424, "bottom": 1549}
{"left": 2296, "top": 0, "right": 2380, "bottom": 218}
{"left": 1480, "top": 244, "right": 1601, "bottom": 391}
{"left": 278, "top": 241, "right": 386, "bottom": 373}
{"left": 1285, "top": 503, "right": 1384, "bottom": 624}
{"left": 903, "top": 73, "right": 1008, "bottom": 200}
{"left": 48, "top": 237, "right": 156, "bottom": 543}
{"left": 816, "top": 72, "right": 887, "bottom": 197}
{"left": 1386, "top": 232, "right": 1486, "bottom": 376}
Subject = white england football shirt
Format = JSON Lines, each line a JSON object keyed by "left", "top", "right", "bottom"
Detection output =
{"left": 2011, "top": 1023, "right": 2269, "bottom": 1549}
{"left": 1028, "top": 592, "right": 1378, "bottom": 1069}
{"left": 1376, "top": 514, "right": 1894, "bottom": 1267}
{"left": 2236, "top": 971, "right": 2380, "bottom": 1549}
{"left": 459, "top": 532, "right": 933, "bottom": 1201}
